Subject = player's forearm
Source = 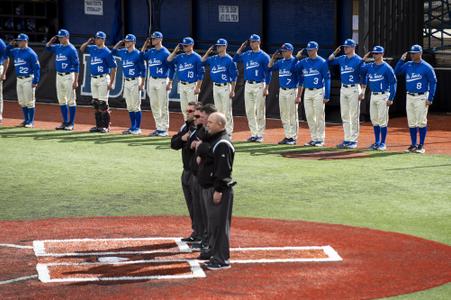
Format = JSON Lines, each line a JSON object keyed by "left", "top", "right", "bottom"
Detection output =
{"left": 167, "top": 51, "right": 177, "bottom": 62}
{"left": 73, "top": 72, "right": 79, "bottom": 84}
{"left": 109, "top": 68, "right": 117, "bottom": 85}
{"left": 80, "top": 42, "right": 89, "bottom": 53}
{"left": 3, "top": 58, "right": 10, "bottom": 75}
{"left": 296, "top": 86, "right": 304, "bottom": 98}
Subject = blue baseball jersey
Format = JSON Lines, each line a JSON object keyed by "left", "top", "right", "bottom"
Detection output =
{"left": 233, "top": 50, "right": 272, "bottom": 84}
{"left": 85, "top": 45, "right": 117, "bottom": 76}
{"left": 0, "top": 38, "right": 7, "bottom": 65}
{"left": 394, "top": 59, "right": 437, "bottom": 102}
{"left": 204, "top": 54, "right": 238, "bottom": 83}
{"left": 112, "top": 48, "right": 145, "bottom": 78}
{"left": 296, "top": 56, "right": 331, "bottom": 99}
{"left": 141, "top": 47, "right": 174, "bottom": 79}
{"left": 270, "top": 56, "right": 298, "bottom": 89}
{"left": 328, "top": 54, "right": 364, "bottom": 85}
{"left": 172, "top": 52, "right": 204, "bottom": 83}
{"left": 362, "top": 62, "right": 397, "bottom": 100}
{"left": 45, "top": 43, "right": 80, "bottom": 73}
{"left": 7, "top": 45, "right": 40, "bottom": 84}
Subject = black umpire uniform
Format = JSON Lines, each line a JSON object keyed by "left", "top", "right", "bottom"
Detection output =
{"left": 170, "top": 119, "right": 198, "bottom": 239}
{"left": 197, "top": 129, "right": 235, "bottom": 266}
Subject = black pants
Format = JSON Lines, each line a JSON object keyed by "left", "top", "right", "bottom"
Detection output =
{"left": 181, "top": 169, "right": 194, "bottom": 235}
{"left": 189, "top": 175, "right": 205, "bottom": 239}
{"left": 201, "top": 186, "right": 234, "bottom": 265}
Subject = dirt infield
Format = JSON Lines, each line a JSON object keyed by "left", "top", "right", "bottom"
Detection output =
{"left": 0, "top": 216, "right": 450, "bottom": 299}
{"left": 2, "top": 101, "right": 451, "bottom": 155}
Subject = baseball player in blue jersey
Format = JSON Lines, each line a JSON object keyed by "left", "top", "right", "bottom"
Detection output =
{"left": 395, "top": 45, "right": 437, "bottom": 154}
{"left": 201, "top": 38, "right": 238, "bottom": 135}
{"left": 6, "top": 34, "right": 40, "bottom": 128}
{"left": 268, "top": 43, "right": 299, "bottom": 145}
{"left": 141, "top": 31, "right": 175, "bottom": 137}
{"left": 167, "top": 37, "right": 204, "bottom": 121}
{"left": 295, "top": 41, "right": 331, "bottom": 147}
{"left": 0, "top": 38, "right": 10, "bottom": 123}
{"left": 80, "top": 31, "right": 117, "bottom": 133}
{"left": 328, "top": 39, "right": 365, "bottom": 149}
{"left": 46, "top": 29, "right": 80, "bottom": 131}
{"left": 234, "top": 34, "right": 271, "bottom": 143}
{"left": 113, "top": 34, "right": 146, "bottom": 135}
{"left": 361, "top": 46, "right": 397, "bottom": 151}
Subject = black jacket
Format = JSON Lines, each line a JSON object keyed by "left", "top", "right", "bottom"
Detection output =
{"left": 197, "top": 130, "right": 235, "bottom": 192}
{"left": 189, "top": 125, "right": 208, "bottom": 176}
{"left": 170, "top": 120, "right": 196, "bottom": 170}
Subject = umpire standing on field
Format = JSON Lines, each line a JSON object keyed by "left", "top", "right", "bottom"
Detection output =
{"left": 197, "top": 112, "right": 235, "bottom": 271}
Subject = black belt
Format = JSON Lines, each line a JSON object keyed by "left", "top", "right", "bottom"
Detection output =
{"left": 372, "top": 91, "right": 386, "bottom": 95}
{"left": 407, "top": 92, "right": 425, "bottom": 96}
{"left": 57, "top": 72, "right": 71, "bottom": 76}
{"left": 307, "top": 87, "right": 321, "bottom": 91}
{"left": 214, "top": 82, "right": 228, "bottom": 86}
{"left": 150, "top": 76, "right": 165, "bottom": 80}
{"left": 281, "top": 87, "right": 293, "bottom": 90}
{"left": 18, "top": 75, "right": 31, "bottom": 79}
{"left": 180, "top": 81, "right": 194, "bottom": 85}
{"left": 125, "top": 77, "right": 137, "bottom": 81}
{"left": 92, "top": 74, "right": 106, "bottom": 78}
{"left": 342, "top": 84, "right": 356, "bottom": 88}
{"left": 247, "top": 80, "right": 262, "bottom": 84}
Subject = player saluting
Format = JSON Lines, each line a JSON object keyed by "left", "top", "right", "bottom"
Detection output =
{"left": 141, "top": 31, "right": 174, "bottom": 137}
{"left": 80, "top": 31, "right": 117, "bottom": 133}
{"left": 201, "top": 38, "right": 238, "bottom": 136}
{"left": 234, "top": 34, "right": 271, "bottom": 143}
{"left": 328, "top": 39, "right": 365, "bottom": 149}
{"left": 361, "top": 46, "right": 397, "bottom": 151}
{"left": 394, "top": 45, "right": 437, "bottom": 154}
{"left": 295, "top": 41, "right": 331, "bottom": 147}
{"left": 268, "top": 43, "right": 299, "bottom": 145}
{"left": 167, "top": 37, "right": 204, "bottom": 122}
{"left": 112, "top": 34, "right": 145, "bottom": 135}
{"left": 0, "top": 37, "right": 10, "bottom": 123}
{"left": 46, "top": 29, "right": 80, "bottom": 131}
{"left": 6, "top": 33, "right": 40, "bottom": 128}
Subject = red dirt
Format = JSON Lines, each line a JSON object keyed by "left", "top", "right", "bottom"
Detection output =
{"left": 2, "top": 101, "right": 451, "bottom": 155}
{"left": 0, "top": 216, "right": 450, "bottom": 299}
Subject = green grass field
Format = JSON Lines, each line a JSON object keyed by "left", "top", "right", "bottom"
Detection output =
{"left": 1, "top": 126, "right": 450, "bottom": 299}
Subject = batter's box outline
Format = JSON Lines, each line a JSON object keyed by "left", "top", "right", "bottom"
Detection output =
{"left": 32, "top": 237, "right": 343, "bottom": 283}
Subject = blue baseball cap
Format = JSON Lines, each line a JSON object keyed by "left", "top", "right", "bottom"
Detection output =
{"left": 151, "top": 31, "right": 163, "bottom": 39}
{"left": 16, "top": 33, "right": 29, "bottom": 41}
{"left": 371, "top": 45, "right": 384, "bottom": 54}
{"left": 215, "top": 38, "right": 228, "bottom": 46}
{"left": 249, "top": 34, "right": 261, "bottom": 42}
{"left": 409, "top": 44, "right": 423, "bottom": 53}
{"left": 181, "top": 37, "right": 194, "bottom": 45}
{"left": 95, "top": 31, "right": 107, "bottom": 40}
{"left": 124, "top": 34, "right": 136, "bottom": 42}
{"left": 56, "top": 29, "right": 69, "bottom": 38}
{"left": 280, "top": 43, "right": 294, "bottom": 52}
{"left": 306, "top": 41, "right": 319, "bottom": 50}
{"left": 342, "top": 38, "right": 356, "bottom": 47}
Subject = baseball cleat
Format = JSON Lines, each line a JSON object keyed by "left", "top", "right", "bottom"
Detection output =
{"left": 149, "top": 130, "right": 160, "bottom": 137}
{"left": 377, "top": 143, "right": 387, "bottom": 151}
{"left": 346, "top": 142, "right": 358, "bottom": 149}
{"left": 89, "top": 127, "right": 100, "bottom": 133}
{"left": 304, "top": 140, "right": 316, "bottom": 147}
{"left": 336, "top": 141, "right": 348, "bottom": 149}
{"left": 205, "top": 261, "right": 231, "bottom": 271}
{"left": 314, "top": 141, "right": 324, "bottom": 147}
{"left": 181, "top": 236, "right": 201, "bottom": 243}
{"left": 415, "top": 144, "right": 425, "bottom": 154}
{"left": 405, "top": 145, "right": 417, "bottom": 153}
{"left": 278, "top": 138, "right": 288, "bottom": 145}
{"left": 55, "top": 123, "right": 67, "bottom": 130}
{"left": 122, "top": 129, "right": 132, "bottom": 135}
{"left": 24, "top": 123, "right": 33, "bottom": 128}
{"left": 64, "top": 124, "right": 74, "bottom": 131}
{"left": 130, "top": 129, "right": 142, "bottom": 135}
{"left": 99, "top": 127, "right": 110, "bottom": 133}
{"left": 156, "top": 130, "right": 168, "bottom": 137}
{"left": 285, "top": 138, "right": 296, "bottom": 145}
{"left": 17, "top": 121, "right": 26, "bottom": 127}
{"left": 368, "top": 143, "right": 379, "bottom": 150}
{"left": 247, "top": 136, "right": 256, "bottom": 142}
{"left": 254, "top": 136, "right": 264, "bottom": 143}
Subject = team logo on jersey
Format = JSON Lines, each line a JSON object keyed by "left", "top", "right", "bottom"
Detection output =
{"left": 178, "top": 62, "right": 194, "bottom": 72}
{"left": 341, "top": 65, "right": 355, "bottom": 74}
{"left": 279, "top": 69, "right": 292, "bottom": 77}
{"left": 148, "top": 58, "right": 163, "bottom": 67}
{"left": 90, "top": 57, "right": 103, "bottom": 65}
{"left": 211, "top": 65, "right": 227, "bottom": 74}
{"left": 123, "top": 60, "right": 136, "bottom": 68}
{"left": 368, "top": 73, "right": 384, "bottom": 82}
{"left": 14, "top": 58, "right": 27, "bottom": 66}
{"left": 406, "top": 73, "right": 422, "bottom": 82}
{"left": 56, "top": 54, "right": 68, "bottom": 62}
{"left": 245, "top": 61, "right": 259, "bottom": 69}
{"left": 303, "top": 68, "right": 320, "bottom": 77}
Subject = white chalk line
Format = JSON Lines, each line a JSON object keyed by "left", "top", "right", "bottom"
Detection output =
{"left": 0, "top": 243, "right": 33, "bottom": 250}
{"left": 0, "top": 275, "right": 38, "bottom": 285}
